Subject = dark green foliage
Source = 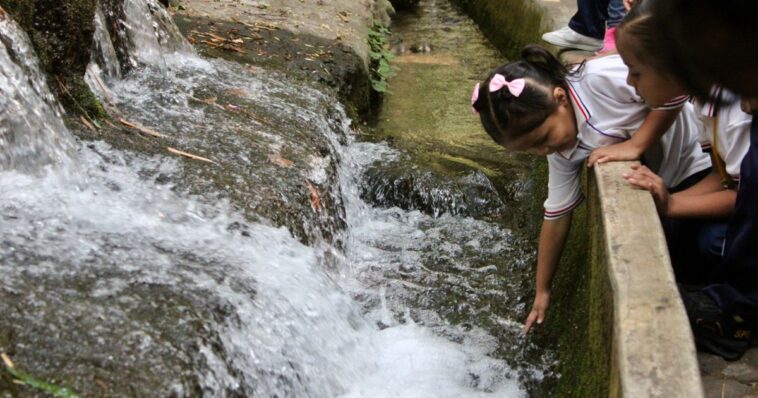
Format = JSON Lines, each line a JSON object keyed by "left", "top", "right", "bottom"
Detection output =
{"left": 368, "top": 22, "right": 395, "bottom": 93}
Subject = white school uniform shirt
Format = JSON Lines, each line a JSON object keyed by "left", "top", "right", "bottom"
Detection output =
{"left": 543, "top": 54, "right": 711, "bottom": 220}
{"left": 694, "top": 86, "right": 752, "bottom": 182}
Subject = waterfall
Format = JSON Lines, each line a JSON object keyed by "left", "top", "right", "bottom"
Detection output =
{"left": 0, "top": 8, "right": 74, "bottom": 172}
{"left": 0, "top": 1, "right": 551, "bottom": 396}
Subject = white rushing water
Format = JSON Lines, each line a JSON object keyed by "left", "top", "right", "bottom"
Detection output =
{"left": 0, "top": 9, "right": 74, "bottom": 172}
{"left": 0, "top": 1, "right": 550, "bottom": 396}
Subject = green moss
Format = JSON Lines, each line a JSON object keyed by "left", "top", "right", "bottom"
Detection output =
{"left": 57, "top": 74, "right": 108, "bottom": 120}
{"left": 530, "top": 160, "right": 612, "bottom": 397}
{"left": 450, "top": 0, "right": 545, "bottom": 60}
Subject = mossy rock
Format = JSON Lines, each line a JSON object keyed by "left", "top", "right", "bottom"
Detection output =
{"left": 0, "top": 0, "right": 105, "bottom": 118}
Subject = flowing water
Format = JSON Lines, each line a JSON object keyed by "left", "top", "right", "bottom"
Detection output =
{"left": 0, "top": 0, "right": 554, "bottom": 396}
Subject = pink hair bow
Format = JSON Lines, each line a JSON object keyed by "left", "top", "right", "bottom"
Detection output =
{"left": 471, "top": 82, "right": 481, "bottom": 115}
{"left": 471, "top": 75, "right": 526, "bottom": 115}
{"left": 489, "top": 74, "right": 526, "bottom": 97}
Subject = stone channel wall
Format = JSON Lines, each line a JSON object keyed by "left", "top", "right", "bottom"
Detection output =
{"left": 455, "top": 1, "right": 705, "bottom": 396}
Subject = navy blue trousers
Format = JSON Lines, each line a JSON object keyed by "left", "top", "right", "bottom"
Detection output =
{"left": 705, "top": 115, "right": 758, "bottom": 324}
{"left": 568, "top": 0, "right": 625, "bottom": 40}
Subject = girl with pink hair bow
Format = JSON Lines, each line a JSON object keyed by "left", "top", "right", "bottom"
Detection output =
{"left": 471, "top": 45, "right": 711, "bottom": 336}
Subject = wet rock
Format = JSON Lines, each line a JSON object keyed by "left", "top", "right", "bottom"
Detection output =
{"left": 174, "top": 0, "right": 383, "bottom": 117}
{"left": 722, "top": 362, "right": 758, "bottom": 384}
{"left": 409, "top": 43, "right": 432, "bottom": 53}
{"left": 742, "top": 348, "right": 758, "bottom": 367}
{"left": 700, "top": 352, "right": 730, "bottom": 375}
{"left": 0, "top": 0, "right": 102, "bottom": 116}
{"left": 702, "top": 375, "right": 751, "bottom": 398}
{"left": 360, "top": 158, "right": 508, "bottom": 219}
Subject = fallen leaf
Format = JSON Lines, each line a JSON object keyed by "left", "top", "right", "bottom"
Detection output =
{"left": 268, "top": 154, "right": 294, "bottom": 168}
{"left": 118, "top": 118, "right": 163, "bottom": 137}
{"left": 306, "top": 181, "right": 321, "bottom": 213}
{"left": 225, "top": 88, "right": 248, "bottom": 97}
{"left": 95, "top": 379, "right": 108, "bottom": 393}
{"left": 1, "top": 352, "right": 15, "bottom": 368}
{"left": 80, "top": 115, "right": 96, "bottom": 131}
{"left": 167, "top": 147, "right": 219, "bottom": 165}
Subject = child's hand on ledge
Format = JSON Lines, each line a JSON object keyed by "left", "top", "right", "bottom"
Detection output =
{"left": 623, "top": 164, "right": 670, "bottom": 215}
{"left": 587, "top": 140, "right": 643, "bottom": 167}
{"left": 524, "top": 290, "right": 551, "bottom": 335}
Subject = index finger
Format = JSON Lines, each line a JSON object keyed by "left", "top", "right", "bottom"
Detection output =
{"left": 524, "top": 311, "right": 538, "bottom": 335}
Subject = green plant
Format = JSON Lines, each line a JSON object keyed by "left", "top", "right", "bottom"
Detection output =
{"left": 2, "top": 353, "right": 80, "bottom": 398}
{"left": 367, "top": 21, "right": 395, "bottom": 93}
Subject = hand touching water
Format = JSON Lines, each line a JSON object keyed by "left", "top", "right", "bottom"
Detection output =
{"left": 524, "top": 290, "right": 550, "bottom": 335}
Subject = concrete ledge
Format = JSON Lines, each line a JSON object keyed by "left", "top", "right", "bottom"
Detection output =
{"left": 593, "top": 161, "right": 704, "bottom": 398}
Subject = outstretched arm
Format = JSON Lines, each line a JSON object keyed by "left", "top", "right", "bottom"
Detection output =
{"left": 587, "top": 108, "right": 680, "bottom": 166}
{"left": 524, "top": 214, "right": 573, "bottom": 335}
{"left": 624, "top": 165, "right": 737, "bottom": 218}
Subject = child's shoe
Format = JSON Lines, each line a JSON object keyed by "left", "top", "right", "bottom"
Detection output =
{"left": 678, "top": 285, "right": 752, "bottom": 361}
{"left": 597, "top": 27, "right": 617, "bottom": 54}
{"left": 541, "top": 26, "right": 603, "bottom": 52}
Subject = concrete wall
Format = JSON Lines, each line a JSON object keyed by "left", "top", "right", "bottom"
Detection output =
{"left": 593, "top": 162, "right": 703, "bottom": 398}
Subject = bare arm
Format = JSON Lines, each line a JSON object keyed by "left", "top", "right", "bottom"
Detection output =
{"left": 668, "top": 173, "right": 737, "bottom": 218}
{"left": 624, "top": 166, "right": 737, "bottom": 218}
{"left": 524, "top": 214, "right": 573, "bottom": 335}
{"left": 588, "top": 108, "right": 680, "bottom": 166}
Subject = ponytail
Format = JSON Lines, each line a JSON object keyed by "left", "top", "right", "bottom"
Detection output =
{"left": 472, "top": 45, "right": 579, "bottom": 145}
{"left": 521, "top": 45, "right": 575, "bottom": 88}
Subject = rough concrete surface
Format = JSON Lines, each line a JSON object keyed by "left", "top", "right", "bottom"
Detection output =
{"left": 594, "top": 161, "right": 704, "bottom": 398}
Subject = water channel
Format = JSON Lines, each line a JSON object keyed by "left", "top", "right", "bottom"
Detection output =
{"left": 0, "top": 0, "right": 555, "bottom": 396}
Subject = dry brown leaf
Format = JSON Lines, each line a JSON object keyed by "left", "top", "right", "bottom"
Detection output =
{"left": 268, "top": 154, "right": 294, "bottom": 168}
{"left": 191, "top": 96, "right": 218, "bottom": 105}
{"left": 1, "top": 353, "right": 14, "bottom": 368}
{"left": 225, "top": 88, "right": 248, "bottom": 97}
{"left": 206, "top": 32, "right": 226, "bottom": 41}
{"left": 306, "top": 181, "right": 321, "bottom": 213}
{"left": 118, "top": 118, "right": 163, "bottom": 137}
{"left": 80, "top": 115, "right": 96, "bottom": 131}
{"left": 167, "top": 147, "right": 219, "bottom": 165}
{"left": 95, "top": 379, "right": 109, "bottom": 393}
{"left": 104, "top": 119, "right": 119, "bottom": 129}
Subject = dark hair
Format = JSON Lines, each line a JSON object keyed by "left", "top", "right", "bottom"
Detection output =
{"left": 650, "top": 0, "right": 758, "bottom": 99}
{"left": 614, "top": 0, "right": 674, "bottom": 77}
{"left": 472, "top": 45, "right": 578, "bottom": 145}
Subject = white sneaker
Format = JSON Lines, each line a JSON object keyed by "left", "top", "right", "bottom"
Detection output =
{"left": 541, "top": 26, "right": 603, "bottom": 51}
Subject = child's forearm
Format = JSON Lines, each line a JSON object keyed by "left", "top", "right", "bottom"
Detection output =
{"left": 535, "top": 214, "right": 573, "bottom": 293}
{"left": 629, "top": 109, "right": 680, "bottom": 154}
{"left": 674, "top": 172, "right": 725, "bottom": 197}
{"left": 668, "top": 189, "right": 737, "bottom": 218}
